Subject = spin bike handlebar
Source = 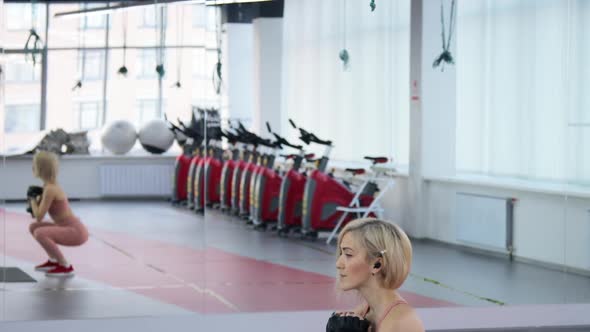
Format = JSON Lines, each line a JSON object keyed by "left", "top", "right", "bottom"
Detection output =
{"left": 167, "top": 121, "right": 183, "bottom": 135}
{"left": 221, "top": 130, "right": 240, "bottom": 144}
{"left": 299, "top": 128, "right": 332, "bottom": 146}
{"left": 164, "top": 114, "right": 186, "bottom": 135}
{"left": 235, "top": 123, "right": 261, "bottom": 146}
{"left": 288, "top": 119, "right": 332, "bottom": 146}
{"left": 257, "top": 138, "right": 278, "bottom": 148}
{"left": 266, "top": 122, "right": 303, "bottom": 150}
{"left": 236, "top": 129, "right": 271, "bottom": 148}
{"left": 177, "top": 120, "right": 204, "bottom": 140}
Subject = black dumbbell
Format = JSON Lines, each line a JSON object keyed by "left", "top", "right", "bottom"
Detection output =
{"left": 26, "top": 185, "right": 43, "bottom": 218}
{"left": 326, "top": 313, "right": 371, "bottom": 332}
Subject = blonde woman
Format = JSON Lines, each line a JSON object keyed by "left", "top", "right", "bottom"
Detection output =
{"left": 327, "top": 218, "right": 424, "bottom": 332}
{"left": 28, "top": 151, "right": 88, "bottom": 277}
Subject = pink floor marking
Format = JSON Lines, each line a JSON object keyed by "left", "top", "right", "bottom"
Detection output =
{"left": 0, "top": 210, "right": 455, "bottom": 313}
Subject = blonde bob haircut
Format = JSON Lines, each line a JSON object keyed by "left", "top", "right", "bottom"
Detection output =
{"left": 33, "top": 150, "right": 59, "bottom": 183}
{"left": 338, "top": 218, "right": 412, "bottom": 290}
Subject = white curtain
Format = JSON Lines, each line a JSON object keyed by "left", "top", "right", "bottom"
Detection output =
{"left": 457, "top": 0, "right": 590, "bottom": 184}
{"left": 281, "top": 0, "right": 410, "bottom": 165}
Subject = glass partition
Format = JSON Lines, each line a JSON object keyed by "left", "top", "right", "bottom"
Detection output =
{"left": 0, "top": 1, "right": 211, "bottom": 322}
{"left": 453, "top": 0, "right": 590, "bottom": 312}
{"left": 0, "top": 0, "right": 587, "bottom": 330}
{"left": 1, "top": 0, "right": 5, "bottom": 321}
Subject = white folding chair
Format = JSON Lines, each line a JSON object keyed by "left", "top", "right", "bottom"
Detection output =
{"left": 326, "top": 169, "right": 395, "bottom": 245}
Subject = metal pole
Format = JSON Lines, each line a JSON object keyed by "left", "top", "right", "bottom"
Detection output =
{"left": 102, "top": 11, "right": 110, "bottom": 126}
{"left": 39, "top": 3, "right": 49, "bottom": 130}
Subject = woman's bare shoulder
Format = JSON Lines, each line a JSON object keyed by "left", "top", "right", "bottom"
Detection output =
{"left": 380, "top": 305, "right": 424, "bottom": 332}
{"left": 44, "top": 184, "right": 66, "bottom": 199}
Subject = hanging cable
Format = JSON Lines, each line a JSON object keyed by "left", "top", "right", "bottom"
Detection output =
{"left": 155, "top": 1, "right": 166, "bottom": 79}
{"left": 432, "top": 0, "right": 457, "bottom": 71}
{"left": 118, "top": 9, "right": 129, "bottom": 76}
{"left": 339, "top": 0, "right": 349, "bottom": 71}
{"left": 172, "top": 4, "right": 184, "bottom": 88}
{"left": 24, "top": 0, "right": 44, "bottom": 67}
{"left": 212, "top": 6, "right": 223, "bottom": 95}
{"left": 73, "top": 4, "right": 86, "bottom": 91}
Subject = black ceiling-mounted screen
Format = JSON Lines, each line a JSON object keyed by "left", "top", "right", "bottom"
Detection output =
{"left": 223, "top": 0, "right": 284, "bottom": 23}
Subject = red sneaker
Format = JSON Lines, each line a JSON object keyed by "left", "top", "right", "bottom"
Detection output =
{"left": 35, "top": 260, "right": 59, "bottom": 272}
{"left": 45, "top": 264, "right": 75, "bottom": 277}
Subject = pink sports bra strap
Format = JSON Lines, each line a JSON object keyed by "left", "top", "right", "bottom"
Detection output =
{"left": 376, "top": 300, "right": 407, "bottom": 330}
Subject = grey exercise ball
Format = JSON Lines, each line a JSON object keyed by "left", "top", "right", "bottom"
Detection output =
{"left": 101, "top": 120, "right": 137, "bottom": 155}
{"left": 138, "top": 119, "right": 175, "bottom": 154}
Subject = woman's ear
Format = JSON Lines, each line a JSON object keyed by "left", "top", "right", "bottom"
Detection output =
{"left": 372, "top": 258, "right": 383, "bottom": 273}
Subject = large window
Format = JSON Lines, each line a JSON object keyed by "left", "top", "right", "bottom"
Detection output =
{"left": 456, "top": 0, "right": 590, "bottom": 184}
{"left": 3, "top": 3, "right": 47, "bottom": 49}
{"left": 137, "top": 99, "right": 163, "bottom": 126}
{"left": 281, "top": 0, "right": 410, "bottom": 164}
{"left": 4, "top": 3, "right": 44, "bottom": 31}
{"left": 1, "top": 2, "right": 223, "bottom": 154}
{"left": 4, "top": 104, "right": 40, "bottom": 133}
{"left": 141, "top": 6, "right": 167, "bottom": 28}
{"left": 206, "top": 6, "right": 218, "bottom": 32}
{"left": 79, "top": 3, "right": 109, "bottom": 30}
{"left": 2, "top": 52, "right": 43, "bottom": 148}
{"left": 4, "top": 58, "right": 41, "bottom": 83}
{"left": 192, "top": 49, "right": 220, "bottom": 107}
{"left": 137, "top": 49, "right": 166, "bottom": 79}
{"left": 192, "top": 4, "right": 206, "bottom": 27}
{"left": 78, "top": 50, "right": 106, "bottom": 81}
{"left": 76, "top": 101, "right": 102, "bottom": 130}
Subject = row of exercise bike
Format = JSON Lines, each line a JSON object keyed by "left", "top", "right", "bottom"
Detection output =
{"left": 168, "top": 107, "right": 394, "bottom": 243}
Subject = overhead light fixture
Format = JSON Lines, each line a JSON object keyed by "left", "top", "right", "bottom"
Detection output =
{"left": 54, "top": 0, "right": 205, "bottom": 19}
{"left": 54, "top": 0, "right": 274, "bottom": 19}
{"left": 205, "top": 0, "right": 273, "bottom": 5}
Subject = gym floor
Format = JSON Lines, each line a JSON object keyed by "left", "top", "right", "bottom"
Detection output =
{"left": 0, "top": 200, "right": 589, "bottom": 330}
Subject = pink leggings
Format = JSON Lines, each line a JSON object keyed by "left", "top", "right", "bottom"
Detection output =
{"left": 29, "top": 217, "right": 89, "bottom": 264}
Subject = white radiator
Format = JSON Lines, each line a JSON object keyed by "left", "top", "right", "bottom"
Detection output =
{"left": 99, "top": 164, "right": 174, "bottom": 197}
{"left": 455, "top": 193, "right": 515, "bottom": 255}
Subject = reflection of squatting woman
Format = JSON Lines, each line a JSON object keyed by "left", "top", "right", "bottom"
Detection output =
{"left": 28, "top": 151, "right": 89, "bottom": 277}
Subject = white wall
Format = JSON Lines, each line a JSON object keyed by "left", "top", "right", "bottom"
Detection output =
{"left": 382, "top": 173, "right": 590, "bottom": 272}
{"left": 252, "top": 18, "right": 283, "bottom": 135}
{"left": 420, "top": 0, "right": 456, "bottom": 179}
{"left": 407, "top": 0, "right": 458, "bottom": 238}
{"left": 401, "top": 0, "right": 590, "bottom": 273}
{"left": 0, "top": 155, "right": 175, "bottom": 200}
{"left": 279, "top": 0, "right": 411, "bottom": 163}
{"left": 379, "top": 175, "right": 411, "bottom": 232}
{"left": 225, "top": 23, "right": 256, "bottom": 128}
{"left": 269, "top": 0, "right": 590, "bottom": 274}
{"left": 428, "top": 180, "right": 590, "bottom": 272}
{"left": 407, "top": 0, "right": 426, "bottom": 238}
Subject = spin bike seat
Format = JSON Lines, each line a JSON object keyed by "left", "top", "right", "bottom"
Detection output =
{"left": 345, "top": 168, "right": 366, "bottom": 175}
{"left": 281, "top": 153, "right": 315, "bottom": 160}
{"left": 364, "top": 156, "right": 388, "bottom": 164}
